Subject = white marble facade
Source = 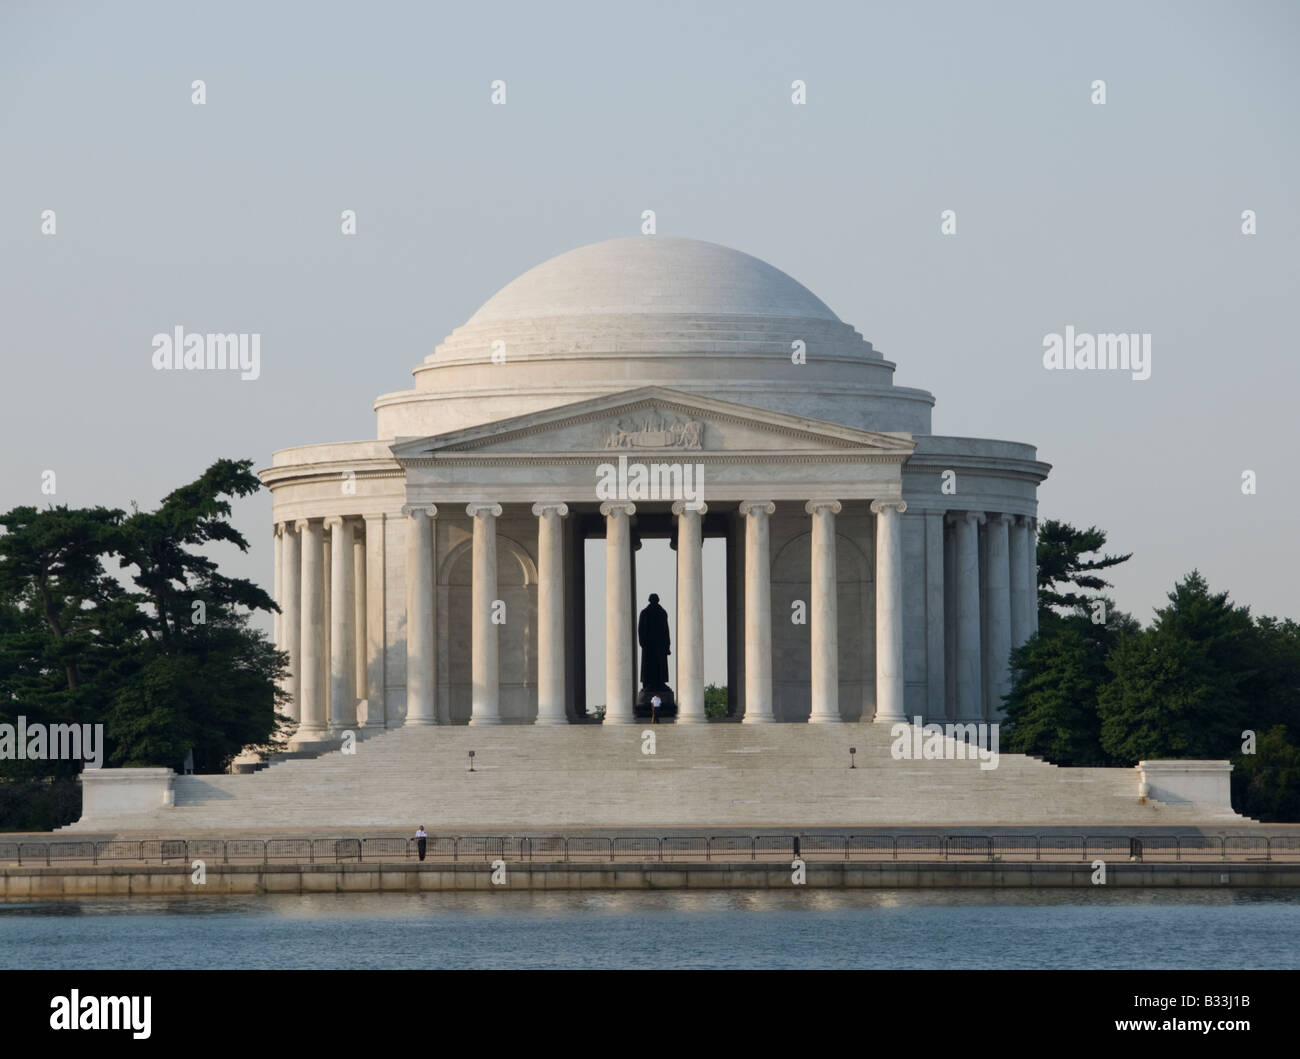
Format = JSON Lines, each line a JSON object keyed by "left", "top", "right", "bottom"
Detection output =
{"left": 262, "top": 238, "right": 1048, "bottom": 745}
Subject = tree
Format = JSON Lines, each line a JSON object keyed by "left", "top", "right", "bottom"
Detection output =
{"left": 0, "top": 459, "right": 286, "bottom": 783}
{"left": 1230, "top": 618, "right": 1300, "bottom": 821}
{"left": 1036, "top": 519, "right": 1131, "bottom": 615}
{"left": 0, "top": 505, "right": 140, "bottom": 780}
{"left": 1098, "top": 571, "right": 1255, "bottom": 762}
{"left": 1002, "top": 519, "right": 1136, "bottom": 765}
{"left": 1233, "top": 726, "right": 1300, "bottom": 823}
{"left": 704, "top": 683, "right": 728, "bottom": 720}
{"left": 1003, "top": 611, "right": 1136, "bottom": 765}
{"left": 107, "top": 458, "right": 287, "bottom": 771}
{"left": 1240, "top": 616, "right": 1300, "bottom": 737}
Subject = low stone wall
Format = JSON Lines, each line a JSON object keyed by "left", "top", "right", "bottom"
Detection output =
{"left": 4, "top": 860, "right": 1299, "bottom": 898}
{"left": 1138, "top": 760, "right": 1234, "bottom": 807}
{"left": 80, "top": 768, "right": 175, "bottom": 816}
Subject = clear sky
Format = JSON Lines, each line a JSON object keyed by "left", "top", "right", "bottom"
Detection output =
{"left": 2, "top": 1, "right": 1297, "bottom": 694}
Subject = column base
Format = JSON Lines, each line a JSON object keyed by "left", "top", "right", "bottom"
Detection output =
{"left": 403, "top": 717, "right": 437, "bottom": 727}
{"left": 468, "top": 717, "right": 502, "bottom": 727}
{"left": 287, "top": 730, "right": 341, "bottom": 753}
{"left": 743, "top": 714, "right": 775, "bottom": 724}
{"left": 808, "top": 716, "right": 845, "bottom": 724}
{"left": 534, "top": 716, "right": 569, "bottom": 725}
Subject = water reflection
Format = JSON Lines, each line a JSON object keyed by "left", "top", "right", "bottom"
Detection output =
{"left": 3, "top": 890, "right": 1298, "bottom": 969}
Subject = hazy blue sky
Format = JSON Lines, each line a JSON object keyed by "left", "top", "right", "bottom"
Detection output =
{"left": 2, "top": 1, "right": 1297, "bottom": 693}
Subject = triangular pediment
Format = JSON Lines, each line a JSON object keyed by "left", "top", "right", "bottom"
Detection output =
{"left": 391, "top": 387, "right": 914, "bottom": 460}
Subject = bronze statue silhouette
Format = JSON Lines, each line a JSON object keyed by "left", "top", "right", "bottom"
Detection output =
{"left": 637, "top": 593, "right": 671, "bottom": 691}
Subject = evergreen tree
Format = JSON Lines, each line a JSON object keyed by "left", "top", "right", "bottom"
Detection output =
{"left": 1098, "top": 571, "right": 1254, "bottom": 762}
{"left": 108, "top": 458, "right": 287, "bottom": 771}
{"left": 1002, "top": 519, "right": 1135, "bottom": 765}
{"left": 1036, "top": 519, "right": 1132, "bottom": 615}
{"left": 1233, "top": 726, "right": 1300, "bottom": 823}
{"left": 1003, "top": 606, "right": 1138, "bottom": 765}
{"left": 0, "top": 505, "right": 139, "bottom": 779}
{"left": 0, "top": 459, "right": 286, "bottom": 780}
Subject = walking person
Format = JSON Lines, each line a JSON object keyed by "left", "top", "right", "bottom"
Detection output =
{"left": 415, "top": 824, "right": 428, "bottom": 862}
{"left": 650, "top": 692, "right": 662, "bottom": 724}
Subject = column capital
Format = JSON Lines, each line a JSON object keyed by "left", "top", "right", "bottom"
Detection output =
{"left": 274, "top": 522, "right": 286, "bottom": 538}
{"left": 466, "top": 502, "right": 503, "bottom": 519}
{"left": 1019, "top": 514, "right": 1038, "bottom": 531}
{"left": 739, "top": 499, "right": 775, "bottom": 517}
{"left": 671, "top": 500, "right": 708, "bottom": 516}
{"left": 804, "top": 498, "right": 842, "bottom": 516}
{"left": 869, "top": 499, "right": 908, "bottom": 516}
{"left": 599, "top": 500, "right": 636, "bottom": 517}
{"left": 531, "top": 501, "right": 570, "bottom": 518}
{"left": 293, "top": 518, "right": 314, "bottom": 534}
{"left": 946, "top": 510, "right": 986, "bottom": 527}
{"left": 985, "top": 511, "right": 1013, "bottom": 527}
{"left": 401, "top": 504, "right": 437, "bottom": 519}
{"left": 323, "top": 515, "right": 348, "bottom": 531}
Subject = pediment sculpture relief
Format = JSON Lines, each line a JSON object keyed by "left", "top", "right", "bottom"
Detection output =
{"left": 601, "top": 412, "right": 703, "bottom": 450}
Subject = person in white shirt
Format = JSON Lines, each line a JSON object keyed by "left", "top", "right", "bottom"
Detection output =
{"left": 415, "top": 825, "right": 428, "bottom": 862}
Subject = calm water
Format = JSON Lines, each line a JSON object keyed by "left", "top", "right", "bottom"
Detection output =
{"left": 2, "top": 890, "right": 1298, "bottom": 969}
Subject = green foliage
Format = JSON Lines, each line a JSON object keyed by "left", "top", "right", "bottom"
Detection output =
{"left": 0, "top": 777, "right": 81, "bottom": 832}
{"left": 1010, "top": 523, "right": 1300, "bottom": 820}
{"left": 1003, "top": 518, "right": 1137, "bottom": 766}
{"left": 0, "top": 459, "right": 287, "bottom": 788}
{"left": 704, "top": 683, "right": 728, "bottom": 720}
{"left": 1036, "top": 519, "right": 1131, "bottom": 616}
{"left": 0, "top": 505, "right": 142, "bottom": 778}
{"left": 1003, "top": 613, "right": 1134, "bottom": 765}
{"left": 1098, "top": 572, "right": 1256, "bottom": 762}
{"left": 1232, "top": 726, "right": 1300, "bottom": 823}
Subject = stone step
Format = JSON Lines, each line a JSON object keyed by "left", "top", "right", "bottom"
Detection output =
{"left": 67, "top": 726, "right": 1246, "bottom": 832}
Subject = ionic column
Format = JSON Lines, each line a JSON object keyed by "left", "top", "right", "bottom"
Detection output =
{"left": 326, "top": 517, "right": 357, "bottom": 732}
{"left": 404, "top": 504, "right": 437, "bottom": 726}
{"left": 949, "top": 511, "right": 985, "bottom": 722}
{"left": 601, "top": 501, "right": 636, "bottom": 724}
{"left": 985, "top": 514, "right": 1013, "bottom": 720}
{"left": 279, "top": 523, "right": 301, "bottom": 722}
{"left": 1009, "top": 515, "right": 1034, "bottom": 650}
{"left": 353, "top": 527, "right": 367, "bottom": 707}
{"left": 805, "top": 498, "right": 843, "bottom": 723}
{"left": 273, "top": 524, "right": 283, "bottom": 652}
{"left": 924, "top": 510, "right": 946, "bottom": 722}
{"left": 467, "top": 502, "right": 503, "bottom": 726}
{"left": 532, "top": 502, "right": 569, "bottom": 725}
{"left": 943, "top": 516, "right": 956, "bottom": 721}
{"left": 673, "top": 501, "right": 708, "bottom": 724}
{"left": 1026, "top": 517, "right": 1039, "bottom": 636}
{"left": 293, "top": 519, "right": 326, "bottom": 741}
{"left": 362, "top": 514, "right": 387, "bottom": 730}
{"left": 871, "top": 499, "right": 908, "bottom": 723}
{"left": 740, "top": 501, "right": 776, "bottom": 724}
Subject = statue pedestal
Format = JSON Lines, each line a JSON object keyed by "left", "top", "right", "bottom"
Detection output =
{"left": 635, "top": 684, "right": 677, "bottom": 720}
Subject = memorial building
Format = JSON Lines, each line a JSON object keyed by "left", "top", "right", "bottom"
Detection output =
{"left": 72, "top": 237, "right": 1243, "bottom": 829}
{"left": 263, "top": 236, "right": 1048, "bottom": 743}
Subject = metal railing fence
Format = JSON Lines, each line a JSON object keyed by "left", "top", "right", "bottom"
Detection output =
{"left": 1, "top": 833, "right": 1298, "bottom": 866}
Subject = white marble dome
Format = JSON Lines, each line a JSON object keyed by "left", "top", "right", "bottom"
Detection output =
{"left": 465, "top": 237, "right": 840, "bottom": 324}
{"left": 373, "top": 236, "right": 937, "bottom": 439}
